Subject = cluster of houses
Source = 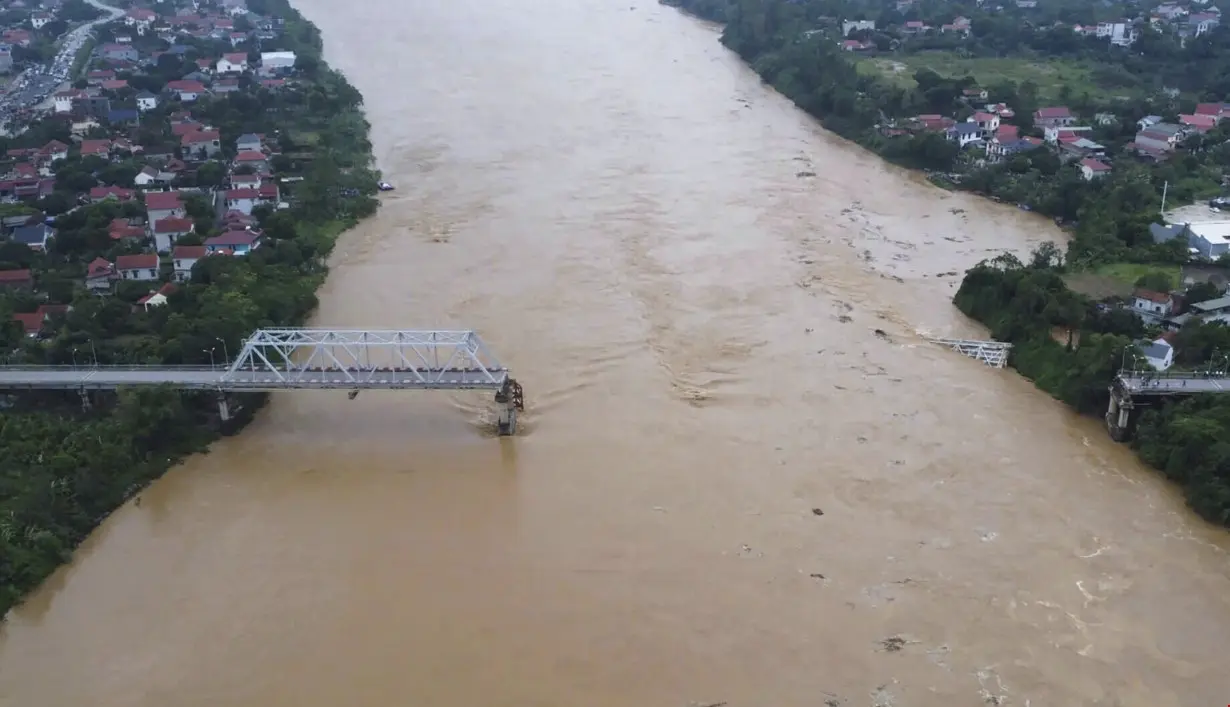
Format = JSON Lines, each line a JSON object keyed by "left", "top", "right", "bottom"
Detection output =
{"left": 1127, "top": 284, "right": 1230, "bottom": 370}
{"left": 886, "top": 100, "right": 1115, "bottom": 180}
{"left": 885, "top": 92, "right": 1230, "bottom": 184}
{"left": 837, "top": 1, "right": 1221, "bottom": 53}
{"left": 0, "top": 1, "right": 301, "bottom": 339}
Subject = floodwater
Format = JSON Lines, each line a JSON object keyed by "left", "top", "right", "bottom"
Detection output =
{"left": 3, "top": 0, "right": 1230, "bottom": 705}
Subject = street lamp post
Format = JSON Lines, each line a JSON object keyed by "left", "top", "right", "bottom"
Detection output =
{"left": 217, "top": 337, "right": 229, "bottom": 367}
{"left": 204, "top": 347, "right": 216, "bottom": 369}
{"left": 89, "top": 340, "right": 97, "bottom": 367}
{"left": 71, "top": 348, "right": 78, "bottom": 368}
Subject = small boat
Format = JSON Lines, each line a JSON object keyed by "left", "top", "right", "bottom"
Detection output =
{"left": 377, "top": 181, "right": 394, "bottom": 191}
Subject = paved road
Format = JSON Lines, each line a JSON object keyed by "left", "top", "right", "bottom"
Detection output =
{"left": 1118, "top": 374, "right": 1230, "bottom": 395}
{"left": 0, "top": 366, "right": 509, "bottom": 391}
{"left": 0, "top": 0, "right": 123, "bottom": 123}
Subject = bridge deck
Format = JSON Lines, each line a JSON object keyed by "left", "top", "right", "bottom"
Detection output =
{"left": 0, "top": 366, "right": 509, "bottom": 392}
{"left": 1118, "top": 374, "right": 1230, "bottom": 395}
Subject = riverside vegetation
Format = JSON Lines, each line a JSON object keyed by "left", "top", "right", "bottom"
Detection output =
{"left": 662, "top": 0, "right": 1230, "bottom": 525}
{"left": 0, "top": 0, "right": 380, "bottom": 615}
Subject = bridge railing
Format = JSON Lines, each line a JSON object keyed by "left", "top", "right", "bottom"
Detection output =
{"left": 0, "top": 364, "right": 220, "bottom": 371}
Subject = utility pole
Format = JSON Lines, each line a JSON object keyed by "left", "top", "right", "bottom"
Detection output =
{"left": 1160, "top": 180, "right": 1169, "bottom": 216}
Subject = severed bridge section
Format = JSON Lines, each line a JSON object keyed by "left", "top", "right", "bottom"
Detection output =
{"left": 0, "top": 328, "right": 526, "bottom": 435}
{"left": 928, "top": 338, "right": 1012, "bottom": 369}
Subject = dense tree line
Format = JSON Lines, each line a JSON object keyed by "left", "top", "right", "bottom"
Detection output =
{"left": 0, "top": 0, "right": 380, "bottom": 617}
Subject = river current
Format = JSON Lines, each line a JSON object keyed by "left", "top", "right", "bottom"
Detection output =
{"left": 1, "top": 0, "right": 1229, "bottom": 705}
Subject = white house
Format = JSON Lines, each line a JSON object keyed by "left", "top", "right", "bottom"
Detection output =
{"left": 841, "top": 20, "right": 876, "bottom": 36}
{"left": 258, "top": 50, "right": 296, "bottom": 76}
{"left": 946, "top": 122, "right": 983, "bottom": 148}
{"left": 216, "top": 52, "right": 248, "bottom": 74}
{"left": 30, "top": 13, "right": 51, "bottom": 29}
{"left": 1130, "top": 288, "right": 1176, "bottom": 322}
{"left": 1080, "top": 158, "right": 1112, "bottom": 180}
{"left": 152, "top": 216, "right": 194, "bottom": 253}
{"left": 967, "top": 111, "right": 1000, "bottom": 138}
{"left": 115, "top": 253, "right": 160, "bottom": 281}
{"left": 1137, "top": 338, "right": 1174, "bottom": 371}
{"left": 145, "top": 190, "right": 185, "bottom": 224}
{"left": 136, "top": 90, "right": 158, "bottom": 111}
{"left": 222, "top": 188, "right": 259, "bottom": 215}
{"left": 137, "top": 283, "right": 176, "bottom": 310}
{"left": 172, "top": 245, "right": 206, "bottom": 282}
{"left": 52, "top": 89, "right": 81, "bottom": 113}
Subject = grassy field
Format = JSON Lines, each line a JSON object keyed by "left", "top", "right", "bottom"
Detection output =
{"left": 858, "top": 52, "right": 1105, "bottom": 100}
{"left": 1064, "top": 262, "right": 1183, "bottom": 299}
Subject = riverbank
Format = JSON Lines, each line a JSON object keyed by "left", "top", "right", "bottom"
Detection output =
{"left": 955, "top": 255, "right": 1230, "bottom": 526}
{"left": 0, "top": 0, "right": 381, "bottom": 617}
{"left": 661, "top": 0, "right": 1223, "bottom": 269}
{"left": 5, "top": 0, "right": 1230, "bottom": 703}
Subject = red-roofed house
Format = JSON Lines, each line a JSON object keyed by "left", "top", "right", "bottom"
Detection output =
{"left": 41, "top": 140, "right": 69, "bottom": 162}
{"left": 125, "top": 7, "right": 156, "bottom": 32}
{"left": 145, "top": 191, "right": 184, "bottom": 223}
{"left": 90, "top": 185, "right": 135, "bottom": 202}
{"left": 230, "top": 172, "right": 261, "bottom": 189}
{"left": 164, "top": 80, "right": 207, "bottom": 101}
{"left": 86, "top": 257, "right": 116, "bottom": 293}
{"left": 172, "top": 245, "right": 207, "bottom": 281}
{"left": 0, "top": 269, "right": 33, "bottom": 291}
{"left": 1079, "top": 158, "right": 1112, "bottom": 180}
{"left": 12, "top": 312, "right": 45, "bottom": 338}
{"left": 967, "top": 111, "right": 1001, "bottom": 138}
{"left": 913, "top": 114, "right": 955, "bottom": 132}
{"left": 1131, "top": 289, "right": 1176, "bottom": 319}
{"left": 182, "top": 128, "right": 222, "bottom": 160}
{"left": 101, "top": 79, "right": 129, "bottom": 91}
{"left": 1180, "top": 113, "right": 1218, "bottom": 133}
{"left": 109, "top": 218, "right": 145, "bottom": 242}
{"left": 205, "top": 229, "right": 262, "bottom": 254}
{"left": 234, "top": 150, "right": 268, "bottom": 172}
{"left": 80, "top": 139, "right": 112, "bottom": 158}
{"left": 995, "top": 124, "right": 1019, "bottom": 142}
{"left": 223, "top": 188, "right": 259, "bottom": 214}
{"left": 152, "top": 217, "right": 194, "bottom": 252}
{"left": 116, "top": 253, "right": 160, "bottom": 281}
{"left": 171, "top": 120, "right": 205, "bottom": 137}
{"left": 217, "top": 52, "right": 248, "bottom": 74}
{"left": 1194, "top": 103, "right": 1230, "bottom": 118}
{"left": 221, "top": 210, "right": 257, "bottom": 230}
{"left": 1034, "top": 106, "right": 1075, "bottom": 128}
{"left": 137, "top": 283, "right": 177, "bottom": 311}
{"left": 87, "top": 69, "right": 116, "bottom": 84}
{"left": 3, "top": 29, "right": 32, "bottom": 47}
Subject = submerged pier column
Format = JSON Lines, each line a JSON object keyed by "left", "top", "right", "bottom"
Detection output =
{"left": 217, "top": 395, "right": 231, "bottom": 422}
{"left": 494, "top": 378, "right": 525, "bottom": 436}
{"left": 1106, "top": 387, "right": 1133, "bottom": 442}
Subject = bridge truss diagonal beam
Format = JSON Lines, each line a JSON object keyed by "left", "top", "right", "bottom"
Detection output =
{"left": 928, "top": 338, "right": 1012, "bottom": 369}
{"left": 223, "top": 328, "right": 509, "bottom": 389}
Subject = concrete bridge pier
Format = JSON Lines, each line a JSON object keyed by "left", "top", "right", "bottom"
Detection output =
{"left": 217, "top": 394, "right": 231, "bottom": 422}
{"left": 494, "top": 378, "right": 525, "bottom": 436}
{"left": 1106, "top": 387, "right": 1133, "bottom": 442}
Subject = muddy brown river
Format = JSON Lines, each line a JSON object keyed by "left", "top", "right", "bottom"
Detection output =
{"left": 3, "top": 1, "right": 1230, "bottom": 705}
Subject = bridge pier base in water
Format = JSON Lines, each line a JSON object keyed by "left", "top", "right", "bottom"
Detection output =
{"left": 494, "top": 378, "right": 525, "bottom": 436}
{"left": 1106, "top": 389, "right": 1133, "bottom": 442}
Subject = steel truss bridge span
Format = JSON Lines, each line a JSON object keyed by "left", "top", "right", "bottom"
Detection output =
{"left": 0, "top": 328, "right": 526, "bottom": 434}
